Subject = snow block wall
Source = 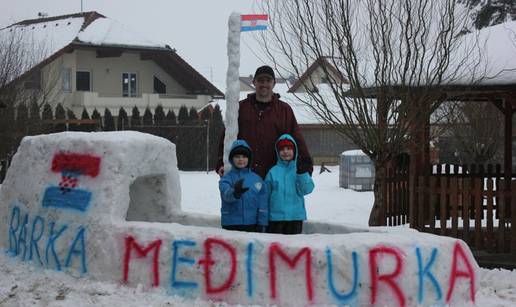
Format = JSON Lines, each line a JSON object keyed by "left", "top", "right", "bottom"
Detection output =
{"left": 0, "top": 132, "right": 479, "bottom": 306}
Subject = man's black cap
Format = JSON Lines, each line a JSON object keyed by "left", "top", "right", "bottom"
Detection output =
{"left": 253, "top": 65, "right": 275, "bottom": 80}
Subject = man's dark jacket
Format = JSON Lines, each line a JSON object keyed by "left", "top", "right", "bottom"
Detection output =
{"left": 217, "top": 93, "right": 312, "bottom": 179}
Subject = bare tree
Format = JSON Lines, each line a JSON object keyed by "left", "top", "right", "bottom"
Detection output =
{"left": 0, "top": 28, "right": 64, "bottom": 162}
{"left": 0, "top": 27, "right": 63, "bottom": 112}
{"left": 438, "top": 100, "right": 503, "bottom": 165}
{"left": 256, "top": 0, "right": 485, "bottom": 225}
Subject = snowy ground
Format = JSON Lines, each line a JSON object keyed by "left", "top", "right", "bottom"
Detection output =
{"left": 0, "top": 166, "right": 516, "bottom": 306}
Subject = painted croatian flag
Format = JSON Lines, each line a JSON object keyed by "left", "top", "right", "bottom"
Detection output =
{"left": 241, "top": 14, "right": 268, "bottom": 32}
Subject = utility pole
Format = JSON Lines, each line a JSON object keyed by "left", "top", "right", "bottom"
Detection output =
{"left": 81, "top": 0, "right": 83, "bottom": 12}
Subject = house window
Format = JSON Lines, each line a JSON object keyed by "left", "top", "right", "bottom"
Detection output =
{"left": 153, "top": 76, "right": 166, "bottom": 94}
{"left": 123, "top": 73, "right": 138, "bottom": 97}
{"left": 62, "top": 68, "right": 71, "bottom": 92}
{"left": 76, "top": 71, "right": 91, "bottom": 91}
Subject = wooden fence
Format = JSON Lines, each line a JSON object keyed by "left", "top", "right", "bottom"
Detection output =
{"left": 385, "top": 165, "right": 410, "bottom": 226}
{"left": 413, "top": 164, "right": 513, "bottom": 254}
{"left": 383, "top": 163, "right": 515, "bottom": 255}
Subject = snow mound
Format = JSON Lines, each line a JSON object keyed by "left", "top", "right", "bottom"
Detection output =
{"left": 0, "top": 132, "right": 479, "bottom": 306}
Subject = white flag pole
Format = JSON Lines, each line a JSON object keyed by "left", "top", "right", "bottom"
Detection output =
{"left": 223, "top": 12, "right": 241, "bottom": 174}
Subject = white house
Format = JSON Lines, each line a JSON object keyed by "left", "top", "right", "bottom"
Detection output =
{"left": 1, "top": 11, "right": 223, "bottom": 116}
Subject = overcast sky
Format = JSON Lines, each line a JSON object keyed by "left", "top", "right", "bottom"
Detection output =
{"left": 0, "top": 0, "right": 267, "bottom": 90}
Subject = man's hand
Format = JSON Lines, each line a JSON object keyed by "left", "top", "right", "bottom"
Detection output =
{"left": 233, "top": 179, "right": 249, "bottom": 199}
{"left": 217, "top": 166, "right": 225, "bottom": 177}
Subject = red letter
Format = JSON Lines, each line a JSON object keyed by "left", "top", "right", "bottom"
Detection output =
{"left": 268, "top": 243, "right": 313, "bottom": 301}
{"left": 198, "top": 238, "right": 237, "bottom": 294}
{"left": 369, "top": 246, "right": 405, "bottom": 307}
{"left": 446, "top": 241, "right": 475, "bottom": 303}
{"left": 122, "top": 236, "right": 162, "bottom": 287}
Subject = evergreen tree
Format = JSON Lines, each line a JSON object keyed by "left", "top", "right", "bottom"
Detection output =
{"left": 188, "top": 107, "right": 199, "bottom": 124}
{"left": 209, "top": 105, "right": 225, "bottom": 169}
{"left": 117, "top": 107, "right": 129, "bottom": 130}
{"left": 143, "top": 107, "right": 153, "bottom": 126}
{"left": 67, "top": 108, "right": 77, "bottom": 119}
{"left": 177, "top": 105, "right": 189, "bottom": 125}
{"left": 154, "top": 105, "right": 166, "bottom": 126}
{"left": 81, "top": 107, "right": 90, "bottom": 120}
{"left": 54, "top": 103, "right": 66, "bottom": 132}
{"left": 16, "top": 103, "right": 29, "bottom": 132}
{"left": 79, "top": 107, "right": 93, "bottom": 132}
{"left": 42, "top": 103, "right": 53, "bottom": 121}
{"left": 67, "top": 108, "right": 79, "bottom": 131}
{"left": 0, "top": 105, "right": 15, "bottom": 161}
{"left": 41, "top": 103, "right": 53, "bottom": 133}
{"left": 175, "top": 105, "right": 190, "bottom": 169}
{"left": 131, "top": 106, "right": 141, "bottom": 127}
{"left": 29, "top": 100, "right": 40, "bottom": 121}
{"left": 28, "top": 100, "right": 42, "bottom": 135}
{"left": 104, "top": 108, "right": 115, "bottom": 131}
{"left": 165, "top": 109, "right": 176, "bottom": 125}
{"left": 91, "top": 108, "right": 102, "bottom": 131}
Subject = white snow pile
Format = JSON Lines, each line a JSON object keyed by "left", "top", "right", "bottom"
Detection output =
{"left": 0, "top": 131, "right": 486, "bottom": 306}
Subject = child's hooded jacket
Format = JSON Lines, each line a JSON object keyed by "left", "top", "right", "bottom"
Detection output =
{"left": 219, "top": 139, "right": 269, "bottom": 226}
{"left": 265, "top": 134, "right": 315, "bottom": 221}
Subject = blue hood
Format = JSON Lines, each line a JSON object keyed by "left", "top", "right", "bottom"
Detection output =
{"left": 229, "top": 139, "right": 253, "bottom": 168}
{"left": 274, "top": 134, "right": 298, "bottom": 165}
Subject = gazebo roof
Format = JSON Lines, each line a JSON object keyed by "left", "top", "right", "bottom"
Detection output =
{"left": 347, "top": 20, "right": 516, "bottom": 100}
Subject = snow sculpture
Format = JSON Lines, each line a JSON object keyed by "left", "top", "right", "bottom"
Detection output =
{"left": 223, "top": 12, "right": 241, "bottom": 174}
{"left": 0, "top": 132, "right": 479, "bottom": 306}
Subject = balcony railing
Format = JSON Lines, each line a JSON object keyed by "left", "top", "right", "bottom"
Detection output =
{"left": 71, "top": 91, "right": 209, "bottom": 111}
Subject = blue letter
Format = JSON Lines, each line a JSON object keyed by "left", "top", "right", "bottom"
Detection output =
{"left": 326, "top": 248, "right": 360, "bottom": 304}
{"left": 65, "top": 227, "right": 87, "bottom": 274}
{"left": 45, "top": 222, "right": 68, "bottom": 271}
{"left": 29, "top": 216, "right": 45, "bottom": 265}
{"left": 7, "top": 206, "right": 20, "bottom": 256}
{"left": 246, "top": 242, "right": 254, "bottom": 297}
{"left": 171, "top": 240, "right": 198, "bottom": 289}
{"left": 17, "top": 213, "right": 29, "bottom": 260}
{"left": 416, "top": 247, "right": 442, "bottom": 303}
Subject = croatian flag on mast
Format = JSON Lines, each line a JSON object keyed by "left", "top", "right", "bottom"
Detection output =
{"left": 241, "top": 14, "right": 268, "bottom": 32}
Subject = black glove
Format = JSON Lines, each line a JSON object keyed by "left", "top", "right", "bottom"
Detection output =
{"left": 297, "top": 156, "right": 312, "bottom": 174}
{"left": 233, "top": 179, "right": 249, "bottom": 199}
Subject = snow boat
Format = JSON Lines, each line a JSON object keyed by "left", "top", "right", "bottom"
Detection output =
{"left": 0, "top": 132, "right": 478, "bottom": 306}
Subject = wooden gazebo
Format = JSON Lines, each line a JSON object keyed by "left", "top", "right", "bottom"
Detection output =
{"left": 371, "top": 21, "right": 516, "bottom": 267}
{"left": 380, "top": 85, "right": 516, "bottom": 268}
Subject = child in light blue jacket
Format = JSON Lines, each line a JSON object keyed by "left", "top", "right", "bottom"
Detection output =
{"left": 219, "top": 139, "right": 268, "bottom": 232}
{"left": 265, "top": 134, "right": 314, "bottom": 234}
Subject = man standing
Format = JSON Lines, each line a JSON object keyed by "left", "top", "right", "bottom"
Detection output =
{"left": 217, "top": 65, "right": 313, "bottom": 178}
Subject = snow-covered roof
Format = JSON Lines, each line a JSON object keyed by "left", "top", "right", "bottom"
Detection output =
{"left": 357, "top": 20, "right": 516, "bottom": 89}
{"left": 1, "top": 11, "right": 223, "bottom": 96}
{"left": 0, "top": 12, "right": 170, "bottom": 83}
{"left": 460, "top": 19, "right": 516, "bottom": 85}
{"left": 76, "top": 17, "right": 167, "bottom": 49}
{"left": 341, "top": 149, "right": 368, "bottom": 156}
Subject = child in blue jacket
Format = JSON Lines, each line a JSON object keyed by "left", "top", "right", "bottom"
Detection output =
{"left": 265, "top": 134, "right": 314, "bottom": 234}
{"left": 219, "top": 139, "right": 268, "bottom": 232}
